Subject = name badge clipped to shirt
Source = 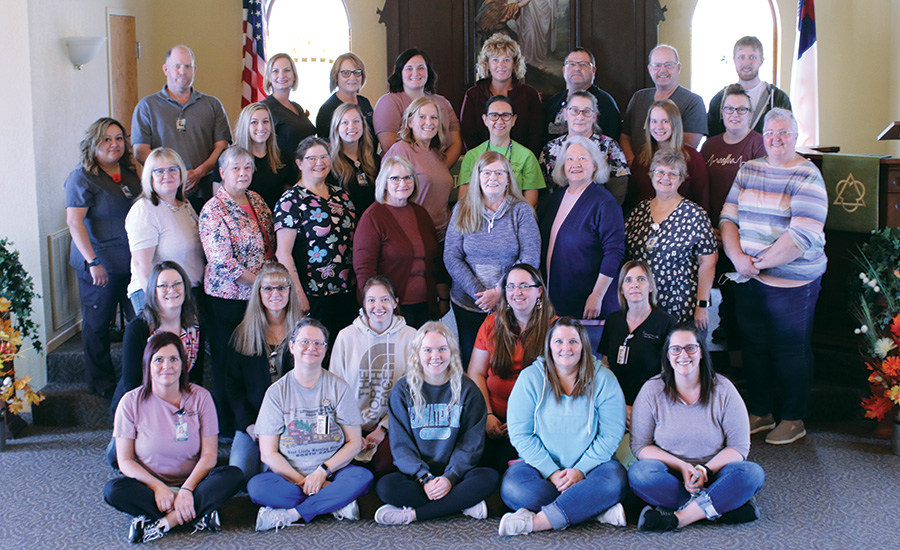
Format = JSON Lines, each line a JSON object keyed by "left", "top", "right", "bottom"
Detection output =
{"left": 316, "top": 399, "right": 331, "bottom": 435}
{"left": 357, "top": 172, "right": 369, "bottom": 186}
{"left": 617, "top": 334, "right": 634, "bottom": 365}
{"left": 548, "top": 108, "right": 567, "bottom": 135}
{"left": 174, "top": 408, "right": 188, "bottom": 442}
{"left": 176, "top": 116, "right": 187, "bottom": 132}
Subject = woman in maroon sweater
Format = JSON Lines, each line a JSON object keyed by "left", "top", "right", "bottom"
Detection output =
{"left": 353, "top": 156, "right": 449, "bottom": 328}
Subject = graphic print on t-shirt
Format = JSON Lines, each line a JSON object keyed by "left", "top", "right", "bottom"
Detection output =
{"left": 357, "top": 342, "right": 396, "bottom": 426}
{"left": 279, "top": 400, "right": 344, "bottom": 470}
{"left": 409, "top": 403, "right": 462, "bottom": 440}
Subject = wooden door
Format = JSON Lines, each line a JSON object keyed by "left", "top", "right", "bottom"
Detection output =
{"left": 108, "top": 14, "right": 138, "bottom": 133}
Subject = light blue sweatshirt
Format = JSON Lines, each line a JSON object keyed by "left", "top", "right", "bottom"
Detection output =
{"left": 507, "top": 357, "right": 626, "bottom": 478}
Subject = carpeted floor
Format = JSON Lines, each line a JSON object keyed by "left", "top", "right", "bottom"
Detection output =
{"left": 1, "top": 421, "right": 898, "bottom": 549}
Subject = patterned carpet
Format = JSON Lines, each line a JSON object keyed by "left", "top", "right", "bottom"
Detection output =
{"left": 1, "top": 422, "right": 898, "bottom": 549}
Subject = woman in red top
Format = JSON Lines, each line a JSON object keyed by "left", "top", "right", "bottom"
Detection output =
{"left": 467, "top": 264, "right": 556, "bottom": 472}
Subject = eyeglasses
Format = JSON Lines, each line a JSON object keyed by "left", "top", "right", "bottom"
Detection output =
{"left": 652, "top": 169, "right": 682, "bottom": 180}
{"left": 339, "top": 69, "right": 363, "bottom": 78}
{"left": 722, "top": 106, "right": 751, "bottom": 115}
{"left": 156, "top": 281, "right": 184, "bottom": 291}
{"left": 480, "top": 169, "right": 508, "bottom": 179}
{"left": 261, "top": 285, "right": 289, "bottom": 293}
{"left": 303, "top": 154, "right": 330, "bottom": 163}
{"left": 152, "top": 167, "right": 180, "bottom": 177}
{"left": 564, "top": 61, "right": 593, "bottom": 69}
{"left": 485, "top": 112, "right": 514, "bottom": 121}
{"left": 387, "top": 175, "right": 415, "bottom": 184}
{"left": 649, "top": 62, "right": 676, "bottom": 70}
{"left": 505, "top": 283, "right": 541, "bottom": 291}
{"left": 566, "top": 107, "right": 595, "bottom": 117}
{"left": 296, "top": 338, "right": 328, "bottom": 349}
{"left": 762, "top": 130, "right": 797, "bottom": 138}
{"left": 668, "top": 344, "right": 700, "bottom": 356}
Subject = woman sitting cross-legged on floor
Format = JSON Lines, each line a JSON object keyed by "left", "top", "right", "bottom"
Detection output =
{"left": 374, "top": 322, "right": 500, "bottom": 525}
{"left": 104, "top": 332, "right": 243, "bottom": 544}
{"left": 248, "top": 318, "right": 374, "bottom": 530}
{"left": 629, "top": 324, "right": 765, "bottom": 531}
{"left": 499, "top": 317, "right": 628, "bottom": 536}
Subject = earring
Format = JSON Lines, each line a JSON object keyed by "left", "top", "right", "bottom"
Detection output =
{"left": 506, "top": 303, "right": 511, "bottom": 310}
{"left": 536, "top": 297, "right": 543, "bottom": 310}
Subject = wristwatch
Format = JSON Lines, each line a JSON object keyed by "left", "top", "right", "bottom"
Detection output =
{"left": 418, "top": 472, "right": 435, "bottom": 486}
{"left": 85, "top": 257, "right": 102, "bottom": 268}
{"left": 697, "top": 300, "right": 710, "bottom": 308}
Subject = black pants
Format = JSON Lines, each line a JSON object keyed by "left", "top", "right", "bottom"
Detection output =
{"left": 77, "top": 269, "right": 133, "bottom": 395}
{"left": 206, "top": 296, "right": 248, "bottom": 435}
{"left": 308, "top": 291, "right": 358, "bottom": 367}
{"left": 103, "top": 465, "right": 243, "bottom": 521}
{"left": 376, "top": 467, "right": 499, "bottom": 521}
{"left": 452, "top": 305, "right": 488, "bottom": 370}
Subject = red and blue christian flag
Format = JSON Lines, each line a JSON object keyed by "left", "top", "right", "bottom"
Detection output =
{"left": 790, "top": 0, "right": 818, "bottom": 146}
{"left": 242, "top": 0, "right": 267, "bottom": 108}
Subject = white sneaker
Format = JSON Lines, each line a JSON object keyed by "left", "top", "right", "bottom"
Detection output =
{"left": 498, "top": 508, "right": 535, "bottom": 536}
{"left": 461, "top": 500, "right": 488, "bottom": 520}
{"left": 255, "top": 506, "right": 300, "bottom": 532}
{"left": 374, "top": 504, "right": 416, "bottom": 525}
{"left": 596, "top": 503, "right": 627, "bottom": 527}
{"left": 332, "top": 500, "right": 360, "bottom": 521}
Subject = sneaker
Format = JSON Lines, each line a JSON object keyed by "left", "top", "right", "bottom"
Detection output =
{"left": 191, "top": 510, "right": 221, "bottom": 534}
{"left": 374, "top": 504, "right": 416, "bottom": 525}
{"left": 637, "top": 506, "right": 678, "bottom": 532}
{"left": 128, "top": 516, "right": 147, "bottom": 544}
{"left": 748, "top": 414, "right": 776, "bottom": 435}
{"left": 718, "top": 499, "right": 760, "bottom": 524}
{"left": 498, "top": 508, "right": 535, "bottom": 536}
{"left": 596, "top": 503, "right": 626, "bottom": 527}
{"left": 332, "top": 500, "right": 359, "bottom": 521}
{"left": 255, "top": 506, "right": 299, "bottom": 532}
{"left": 765, "top": 420, "right": 806, "bottom": 445}
{"left": 461, "top": 500, "right": 488, "bottom": 520}
{"left": 139, "top": 519, "right": 166, "bottom": 543}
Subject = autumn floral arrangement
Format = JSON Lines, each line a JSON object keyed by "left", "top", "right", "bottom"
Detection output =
{"left": 0, "top": 238, "right": 44, "bottom": 415}
{"left": 853, "top": 228, "right": 900, "bottom": 421}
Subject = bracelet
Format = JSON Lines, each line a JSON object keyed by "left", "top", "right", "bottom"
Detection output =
{"left": 418, "top": 473, "right": 435, "bottom": 486}
{"left": 437, "top": 297, "right": 450, "bottom": 303}
{"left": 487, "top": 412, "right": 497, "bottom": 418}
{"left": 694, "top": 464, "right": 708, "bottom": 477}
{"left": 180, "top": 487, "right": 194, "bottom": 493}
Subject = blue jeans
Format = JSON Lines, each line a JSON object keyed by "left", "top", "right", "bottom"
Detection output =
{"left": 229, "top": 430, "right": 262, "bottom": 486}
{"left": 734, "top": 277, "right": 821, "bottom": 420}
{"left": 628, "top": 459, "right": 765, "bottom": 518}
{"left": 247, "top": 466, "right": 373, "bottom": 523}
{"left": 128, "top": 289, "right": 146, "bottom": 316}
{"left": 583, "top": 322, "right": 604, "bottom": 360}
{"left": 500, "top": 460, "right": 627, "bottom": 530}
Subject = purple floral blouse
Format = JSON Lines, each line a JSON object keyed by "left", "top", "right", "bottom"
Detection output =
{"left": 199, "top": 187, "right": 275, "bottom": 300}
{"left": 274, "top": 183, "right": 356, "bottom": 297}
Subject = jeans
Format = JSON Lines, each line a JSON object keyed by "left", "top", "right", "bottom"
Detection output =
{"left": 376, "top": 467, "right": 499, "bottom": 521}
{"left": 500, "top": 459, "right": 627, "bottom": 530}
{"left": 583, "top": 323, "right": 604, "bottom": 360}
{"left": 128, "top": 289, "right": 146, "bottom": 316}
{"left": 628, "top": 459, "right": 765, "bottom": 518}
{"left": 229, "top": 430, "right": 262, "bottom": 486}
{"left": 248, "top": 466, "right": 373, "bottom": 523}
{"left": 734, "top": 277, "right": 821, "bottom": 420}
{"left": 452, "top": 305, "right": 488, "bottom": 370}
{"left": 104, "top": 465, "right": 244, "bottom": 521}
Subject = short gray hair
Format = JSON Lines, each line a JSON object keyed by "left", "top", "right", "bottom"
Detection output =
{"left": 763, "top": 108, "right": 798, "bottom": 134}
{"left": 551, "top": 135, "right": 609, "bottom": 188}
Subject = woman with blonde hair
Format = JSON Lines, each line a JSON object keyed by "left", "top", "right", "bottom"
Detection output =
{"left": 384, "top": 96, "right": 454, "bottom": 236}
{"left": 374, "top": 322, "right": 498, "bottom": 525}
{"left": 225, "top": 262, "right": 303, "bottom": 484}
{"left": 316, "top": 52, "right": 374, "bottom": 140}
{"left": 261, "top": 53, "right": 316, "bottom": 161}
{"left": 444, "top": 151, "right": 540, "bottom": 367}
{"left": 227, "top": 102, "right": 296, "bottom": 209}
{"left": 329, "top": 102, "right": 380, "bottom": 214}
{"left": 461, "top": 33, "right": 543, "bottom": 156}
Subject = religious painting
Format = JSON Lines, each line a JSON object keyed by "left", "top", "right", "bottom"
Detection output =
{"left": 473, "top": 0, "right": 572, "bottom": 96}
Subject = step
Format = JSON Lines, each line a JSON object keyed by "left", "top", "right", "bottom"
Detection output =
{"left": 47, "top": 332, "right": 123, "bottom": 384}
{"left": 31, "top": 382, "right": 112, "bottom": 429}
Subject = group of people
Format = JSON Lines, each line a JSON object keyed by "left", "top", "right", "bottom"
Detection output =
{"left": 64, "top": 32, "right": 827, "bottom": 543}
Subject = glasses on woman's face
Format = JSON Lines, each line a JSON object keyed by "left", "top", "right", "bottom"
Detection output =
{"left": 652, "top": 169, "right": 681, "bottom": 180}
{"left": 303, "top": 154, "right": 330, "bottom": 163}
{"left": 339, "top": 69, "right": 363, "bottom": 78}
{"left": 261, "top": 285, "right": 289, "bottom": 293}
{"left": 387, "top": 175, "right": 415, "bottom": 184}
{"left": 668, "top": 344, "right": 700, "bottom": 356}
{"left": 156, "top": 281, "right": 184, "bottom": 291}
{"left": 485, "top": 112, "right": 514, "bottom": 122}
{"left": 152, "top": 167, "right": 180, "bottom": 177}
{"left": 722, "top": 105, "right": 751, "bottom": 115}
{"left": 480, "top": 169, "right": 508, "bottom": 180}
{"left": 296, "top": 338, "right": 327, "bottom": 349}
{"left": 566, "top": 107, "right": 594, "bottom": 118}
{"left": 504, "top": 283, "right": 540, "bottom": 291}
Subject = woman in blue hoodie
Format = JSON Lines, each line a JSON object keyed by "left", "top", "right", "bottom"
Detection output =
{"left": 499, "top": 317, "right": 628, "bottom": 536}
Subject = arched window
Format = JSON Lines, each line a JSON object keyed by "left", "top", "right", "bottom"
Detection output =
{"left": 690, "top": 0, "right": 780, "bottom": 108}
{"left": 265, "top": 0, "right": 350, "bottom": 120}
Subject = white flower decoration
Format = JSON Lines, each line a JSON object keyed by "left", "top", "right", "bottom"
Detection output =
{"left": 874, "top": 337, "right": 897, "bottom": 359}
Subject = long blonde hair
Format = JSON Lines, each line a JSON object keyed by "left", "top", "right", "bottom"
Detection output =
{"left": 231, "top": 262, "right": 303, "bottom": 356}
{"left": 234, "top": 103, "right": 283, "bottom": 174}
{"left": 398, "top": 96, "right": 449, "bottom": 154}
{"left": 405, "top": 322, "right": 463, "bottom": 418}
{"left": 329, "top": 102, "right": 378, "bottom": 190}
{"left": 453, "top": 151, "right": 527, "bottom": 235}
{"left": 638, "top": 99, "right": 686, "bottom": 166}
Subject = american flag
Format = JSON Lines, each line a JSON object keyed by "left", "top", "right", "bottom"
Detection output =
{"left": 790, "top": 0, "right": 818, "bottom": 147}
{"left": 242, "top": 0, "right": 267, "bottom": 107}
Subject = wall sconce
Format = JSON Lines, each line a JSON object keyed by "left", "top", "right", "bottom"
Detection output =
{"left": 63, "top": 37, "right": 107, "bottom": 70}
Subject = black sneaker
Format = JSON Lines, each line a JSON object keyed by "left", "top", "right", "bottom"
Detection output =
{"left": 192, "top": 510, "right": 221, "bottom": 533}
{"left": 637, "top": 506, "right": 679, "bottom": 532}
{"left": 718, "top": 500, "right": 760, "bottom": 524}
{"left": 128, "top": 516, "right": 147, "bottom": 543}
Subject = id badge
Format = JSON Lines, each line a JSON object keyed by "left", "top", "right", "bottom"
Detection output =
{"left": 316, "top": 414, "right": 329, "bottom": 435}
{"left": 617, "top": 345, "right": 630, "bottom": 365}
{"left": 176, "top": 116, "right": 187, "bottom": 132}
{"left": 357, "top": 172, "right": 368, "bottom": 186}
{"left": 175, "top": 421, "right": 188, "bottom": 441}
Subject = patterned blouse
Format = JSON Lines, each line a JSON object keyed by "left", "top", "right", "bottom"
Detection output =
{"left": 199, "top": 187, "right": 275, "bottom": 300}
{"left": 540, "top": 133, "right": 631, "bottom": 190}
{"left": 625, "top": 199, "right": 716, "bottom": 324}
{"left": 274, "top": 183, "right": 356, "bottom": 297}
